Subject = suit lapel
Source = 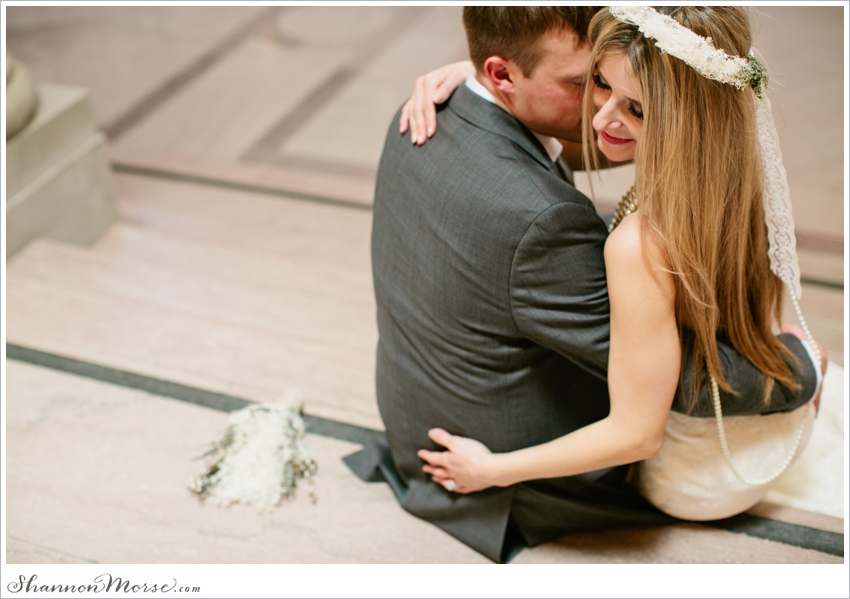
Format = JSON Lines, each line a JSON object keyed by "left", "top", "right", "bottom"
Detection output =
{"left": 553, "top": 157, "right": 574, "bottom": 186}
{"left": 448, "top": 85, "right": 561, "bottom": 176}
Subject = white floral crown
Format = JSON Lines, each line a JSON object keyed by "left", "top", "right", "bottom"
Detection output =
{"left": 607, "top": 5, "right": 800, "bottom": 296}
{"left": 609, "top": 6, "right": 768, "bottom": 98}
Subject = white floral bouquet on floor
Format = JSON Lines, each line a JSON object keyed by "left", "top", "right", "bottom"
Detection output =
{"left": 190, "top": 391, "right": 317, "bottom": 511}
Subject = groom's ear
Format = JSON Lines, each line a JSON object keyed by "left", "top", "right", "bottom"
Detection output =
{"left": 484, "top": 56, "right": 518, "bottom": 94}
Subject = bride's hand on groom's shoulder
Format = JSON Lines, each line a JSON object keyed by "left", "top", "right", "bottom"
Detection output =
{"left": 399, "top": 61, "right": 475, "bottom": 146}
{"left": 417, "top": 427, "right": 498, "bottom": 494}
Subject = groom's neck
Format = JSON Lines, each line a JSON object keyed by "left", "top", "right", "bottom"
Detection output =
{"left": 475, "top": 73, "right": 496, "bottom": 95}
{"left": 475, "top": 73, "right": 515, "bottom": 118}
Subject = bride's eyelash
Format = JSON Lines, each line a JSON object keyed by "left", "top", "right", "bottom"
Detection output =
{"left": 592, "top": 73, "right": 610, "bottom": 91}
{"left": 595, "top": 71, "right": 643, "bottom": 119}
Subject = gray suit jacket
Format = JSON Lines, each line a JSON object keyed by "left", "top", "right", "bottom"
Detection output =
{"left": 348, "top": 84, "right": 817, "bottom": 563}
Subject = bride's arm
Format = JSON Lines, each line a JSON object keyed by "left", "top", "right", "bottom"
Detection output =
{"left": 418, "top": 215, "right": 680, "bottom": 493}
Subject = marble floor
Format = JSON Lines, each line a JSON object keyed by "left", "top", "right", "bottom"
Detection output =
{"left": 3, "top": 5, "right": 847, "bottom": 592}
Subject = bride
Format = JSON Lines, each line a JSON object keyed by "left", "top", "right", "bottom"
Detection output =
{"left": 410, "top": 6, "right": 827, "bottom": 520}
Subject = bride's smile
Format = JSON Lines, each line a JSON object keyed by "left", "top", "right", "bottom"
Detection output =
{"left": 599, "top": 130, "right": 632, "bottom": 145}
{"left": 591, "top": 53, "right": 643, "bottom": 162}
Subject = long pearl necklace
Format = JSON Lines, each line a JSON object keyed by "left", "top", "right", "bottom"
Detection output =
{"left": 710, "top": 374, "right": 811, "bottom": 486}
{"left": 710, "top": 288, "right": 820, "bottom": 487}
{"left": 608, "top": 185, "right": 639, "bottom": 232}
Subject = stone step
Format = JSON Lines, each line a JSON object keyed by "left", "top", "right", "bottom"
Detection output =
{"left": 8, "top": 169, "right": 381, "bottom": 427}
{"left": 112, "top": 172, "right": 372, "bottom": 273}
{"left": 6, "top": 82, "right": 116, "bottom": 258}
{"left": 6, "top": 248, "right": 381, "bottom": 428}
{"left": 7, "top": 82, "right": 96, "bottom": 196}
{"left": 8, "top": 235, "right": 377, "bottom": 354}
{"left": 88, "top": 223, "right": 374, "bottom": 308}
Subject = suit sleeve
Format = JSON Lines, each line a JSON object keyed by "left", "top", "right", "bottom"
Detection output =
{"left": 509, "top": 200, "right": 818, "bottom": 416}
{"left": 672, "top": 333, "right": 818, "bottom": 417}
{"left": 509, "top": 201, "right": 611, "bottom": 381}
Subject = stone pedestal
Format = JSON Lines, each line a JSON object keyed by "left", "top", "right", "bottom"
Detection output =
{"left": 6, "top": 82, "right": 116, "bottom": 258}
{"left": 6, "top": 53, "right": 39, "bottom": 139}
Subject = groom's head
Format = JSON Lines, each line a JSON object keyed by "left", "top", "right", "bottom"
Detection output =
{"left": 463, "top": 7, "right": 601, "bottom": 143}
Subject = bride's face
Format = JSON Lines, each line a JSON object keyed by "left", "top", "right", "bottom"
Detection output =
{"left": 591, "top": 52, "right": 644, "bottom": 163}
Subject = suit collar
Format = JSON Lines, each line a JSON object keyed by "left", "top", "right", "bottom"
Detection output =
{"left": 448, "top": 84, "right": 562, "bottom": 175}
{"left": 464, "top": 76, "right": 564, "bottom": 163}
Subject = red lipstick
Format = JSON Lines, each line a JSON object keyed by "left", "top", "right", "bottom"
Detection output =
{"left": 600, "top": 131, "right": 633, "bottom": 145}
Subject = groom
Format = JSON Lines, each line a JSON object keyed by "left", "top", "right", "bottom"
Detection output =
{"left": 345, "top": 7, "right": 818, "bottom": 563}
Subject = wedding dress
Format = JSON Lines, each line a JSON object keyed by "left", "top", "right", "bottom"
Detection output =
{"left": 635, "top": 352, "right": 840, "bottom": 521}
{"left": 635, "top": 402, "right": 814, "bottom": 521}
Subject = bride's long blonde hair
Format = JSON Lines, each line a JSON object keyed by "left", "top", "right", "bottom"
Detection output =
{"left": 582, "top": 6, "right": 798, "bottom": 410}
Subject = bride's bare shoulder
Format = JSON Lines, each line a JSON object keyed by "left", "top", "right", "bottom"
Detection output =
{"left": 605, "top": 213, "right": 673, "bottom": 287}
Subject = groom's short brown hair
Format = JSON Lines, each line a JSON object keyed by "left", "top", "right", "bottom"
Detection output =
{"left": 463, "top": 7, "right": 602, "bottom": 76}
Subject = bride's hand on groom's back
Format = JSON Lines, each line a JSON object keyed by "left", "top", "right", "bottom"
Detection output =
{"left": 417, "top": 428, "right": 498, "bottom": 494}
{"left": 399, "top": 61, "right": 475, "bottom": 146}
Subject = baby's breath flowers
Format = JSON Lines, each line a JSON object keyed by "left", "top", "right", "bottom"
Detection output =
{"left": 190, "top": 392, "right": 317, "bottom": 511}
{"left": 609, "top": 6, "right": 768, "bottom": 98}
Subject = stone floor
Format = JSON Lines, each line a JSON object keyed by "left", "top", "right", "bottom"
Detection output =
{"left": 3, "top": 5, "right": 847, "bottom": 594}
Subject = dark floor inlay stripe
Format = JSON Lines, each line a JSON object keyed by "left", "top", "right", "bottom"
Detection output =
{"left": 302, "top": 414, "right": 385, "bottom": 447}
{"left": 703, "top": 513, "right": 844, "bottom": 557}
{"left": 7, "top": 343, "right": 842, "bottom": 557}
{"left": 800, "top": 276, "right": 844, "bottom": 291}
{"left": 242, "top": 67, "right": 359, "bottom": 164}
{"left": 6, "top": 343, "right": 383, "bottom": 446}
{"left": 112, "top": 162, "right": 373, "bottom": 212}
{"left": 7, "top": 344, "right": 251, "bottom": 413}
